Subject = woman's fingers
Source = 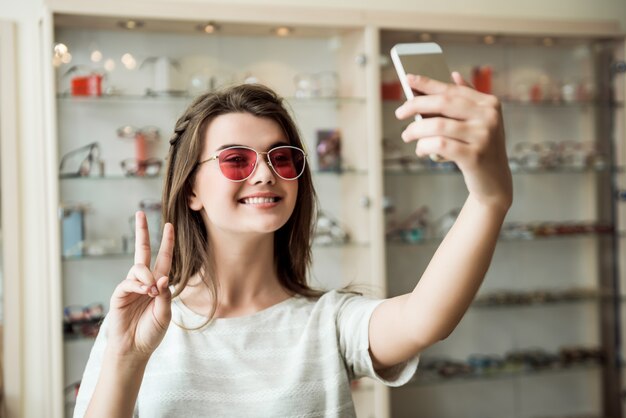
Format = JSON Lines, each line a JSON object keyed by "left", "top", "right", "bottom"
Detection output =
{"left": 126, "top": 263, "right": 158, "bottom": 295}
{"left": 406, "top": 73, "right": 483, "bottom": 102}
{"left": 395, "top": 94, "right": 480, "bottom": 121}
{"left": 451, "top": 71, "right": 472, "bottom": 88}
{"left": 153, "top": 223, "right": 175, "bottom": 280}
{"left": 126, "top": 219, "right": 174, "bottom": 305}
{"left": 134, "top": 211, "right": 152, "bottom": 267}
{"left": 414, "top": 135, "right": 469, "bottom": 161}
{"left": 111, "top": 278, "right": 150, "bottom": 301}
{"left": 152, "top": 276, "right": 172, "bottom": 330}
{"left": 401, "top": 117, "right": 470, "bottom": 145}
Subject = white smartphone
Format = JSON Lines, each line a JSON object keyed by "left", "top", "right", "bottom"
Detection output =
{"left": 390, "top": 42, "right": 453, "bottom": 161}
{"left": 390, "top": 42, "right": 453, "bottom": 105}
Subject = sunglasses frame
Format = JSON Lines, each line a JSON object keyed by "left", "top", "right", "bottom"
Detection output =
{"left": 197, "top": 145, "right": 307, "bottom": 182}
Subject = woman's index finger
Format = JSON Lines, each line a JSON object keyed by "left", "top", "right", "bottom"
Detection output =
{"left": 154, "top": 222, "right": 175, "bottom": 280}
{"left": 406, "top": 74, "right": 449, "bottom": 95}
{"left": 134, "top": 211, "right": 152, "bottom": 266}
{"left": 408, "top": 73, "right": 482, "bottom": 101}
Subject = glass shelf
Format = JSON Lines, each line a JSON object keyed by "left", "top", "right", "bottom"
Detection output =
{"left": 501, "top": 100, "right": 623, "bottom": 108}
{"left": 59, "top": 169, "right": 369, "bottom": 181}
{"left": 56, "top": 93, "right": 367, "bottom": 105}
{"left": 62, "top": 241, "right": 370, "bottom": 260}
{"left": 509, "top": 166, "right": 613, "bottom": 174}
{"left": 313, "top": 241, "right": 370, "bottom": 249}
{"left": 62, "top": 251, "right": 153, "bottom": 261}
{"left": 383, "top": 98, "right": 623, "bottom": 108}
{"left": 63, "top": 332, "right": 99, "bottom": 343}
{"left": 472, "top": 291, "right": 605, "bottom": 309}
{"left": 313, "top": 169, "right": 369, "bottom": 176}
{"left": 408, "top": 363, "right": 599, "bottom": 387}
{"left": 60, "top": 175, "right": 163, "bottom": 181}
{"left": 387, "top": 230, "right": 612, "bottom": 246}
{"left": 384, "top": 165, "right": 612, "bottom": 176}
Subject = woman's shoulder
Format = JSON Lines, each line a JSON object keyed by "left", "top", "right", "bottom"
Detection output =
{"left": 316, "top": 288, "right": 376, "bottom": 302}
{"left": 306, "top": 288, "right": 380, "bottom": 314}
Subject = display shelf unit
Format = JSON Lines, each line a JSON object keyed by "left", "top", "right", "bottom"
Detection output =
{"left": 58, "top": 169, "right": 370, "bottom": 181}
{"left": 385, "top": 166, "right": 616, "bottom": 175}
{"left": 50, "top": 10, "right": 382, "bottom": 418}
{"left": 37, "top": 2, "right": 625, "bottom": 418}
{"left": 410, "top": 363, "right": 602, "bottom": 387}
{"left": 380, "top": 26, "right": 624, "bottom": 418}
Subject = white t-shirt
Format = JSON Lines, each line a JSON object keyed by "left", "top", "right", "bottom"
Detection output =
{"left": 73, "top": 290, "right": 419, "bottom": 417}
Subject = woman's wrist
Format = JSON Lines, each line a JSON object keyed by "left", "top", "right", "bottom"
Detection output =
{"left": 85, "top": 346, "right": 149, "bottom": 417}
{"left": 104, "top": 345, "right": 151, "bottom": 369}
{"left": 466, "top": 193, "right": 511, "bottom": 219}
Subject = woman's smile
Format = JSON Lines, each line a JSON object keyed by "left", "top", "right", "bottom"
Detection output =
{"left": 238, "top": 192, "right": 283, "bottom": 207}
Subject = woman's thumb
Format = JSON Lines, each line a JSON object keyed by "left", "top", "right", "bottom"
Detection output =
{"left": 451, "top": 71, "right": 473, "bottom": 88}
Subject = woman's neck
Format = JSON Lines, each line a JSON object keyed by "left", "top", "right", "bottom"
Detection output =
{"left": 179, "top": 232, "right": 292, "bottom": 318}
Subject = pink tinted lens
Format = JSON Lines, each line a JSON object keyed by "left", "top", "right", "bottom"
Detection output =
{"left": 269, "top": 147, "right": 305, "bottom": 179}
{"left": 218, "top": 147, "right": 258, "bottom": 180}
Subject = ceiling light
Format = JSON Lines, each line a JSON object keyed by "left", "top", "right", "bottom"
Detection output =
{"left": 117, "top": 20, "right": 144, "bottom": 30}
{"left": 419, "top": 33, "right": 432, "bottom": 42}
{"left": 483, "top": 35, "right": 496, "bottom": 45}
{"left": 273, "top": 26, "right": 293, "bottom": 37}
{"left": 196, "top": 22, "right": 220, "bottom": 34}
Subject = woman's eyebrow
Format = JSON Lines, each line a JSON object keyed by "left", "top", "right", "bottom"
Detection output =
{"left": 267, "top": 140, "right": 290, "bottom": 149}
{"left": 215, "top": 140, "right": 290, "bottom": 152}
{"left": 215, "top": 143, "right": 240, "bottom": 151}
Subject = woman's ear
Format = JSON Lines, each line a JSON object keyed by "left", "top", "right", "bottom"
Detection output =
{"left": 188, "top": 189, "right": 203, "bottom": 211}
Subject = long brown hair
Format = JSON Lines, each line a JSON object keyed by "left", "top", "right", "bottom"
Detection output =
{"left": 162, "top": 84, "right": 324, "bottom": 323}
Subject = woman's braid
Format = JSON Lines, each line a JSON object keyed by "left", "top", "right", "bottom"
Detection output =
{"left": 169, "top": 116, "right": 191, "bottom": 145}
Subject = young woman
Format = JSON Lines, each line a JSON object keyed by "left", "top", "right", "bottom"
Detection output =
{"left": 74, "top": 73, "right": 512, "bottom": 418}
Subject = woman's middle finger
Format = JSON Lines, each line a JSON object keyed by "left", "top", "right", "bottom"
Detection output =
{"left": 406, "top": 74, "right": 486, "bottom": 104}
{"left": 395, "top": 94, "right": 480, "bottom": 122}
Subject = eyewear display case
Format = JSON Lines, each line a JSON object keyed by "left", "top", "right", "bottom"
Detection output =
{"left": 50, "top": 11, "right": 381, "bottom": 418}
{"left": 380, "top": 28, "right": 625, "bottom": 418}
{"left": 39, "top": 2, "right": 625, "bottom": 417}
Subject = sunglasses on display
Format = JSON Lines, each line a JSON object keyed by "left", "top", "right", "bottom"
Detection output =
{"left": 59, "top": 142, "right": 103, "bottom": 178}
{"left": 197, "top": 145, "right": 307, "bottom": 182}
{"left": 116, "top": 125, "right": 161, "bottom": 141}
{"left": 121, "top": 158, "right": 163, "bottom": 177}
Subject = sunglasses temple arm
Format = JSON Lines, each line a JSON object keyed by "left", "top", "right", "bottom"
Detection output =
{"left": 59, "top": 142, "right": 99, "bottom": 171}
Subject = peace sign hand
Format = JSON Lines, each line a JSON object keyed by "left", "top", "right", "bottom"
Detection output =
{"left": 107, "top": 211, "right": 175, "bottom": 360}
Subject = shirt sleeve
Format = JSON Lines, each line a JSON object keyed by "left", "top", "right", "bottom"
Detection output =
{"left": 335, "top": 291, "right": 419, "bottom": 387}
{"left": 72, "top": 315, "right": 140, "bottom": 418}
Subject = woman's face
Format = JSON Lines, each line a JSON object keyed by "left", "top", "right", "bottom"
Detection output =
{"left": 189, "top": 112, "right": 299, "bottom": 239}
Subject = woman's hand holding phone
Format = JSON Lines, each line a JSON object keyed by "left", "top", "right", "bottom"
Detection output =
{"left": 106, "top": 211, "right": 175, "bottom": 360}
{"left": 395, "top": 73, "right": 513, "bottom": 212}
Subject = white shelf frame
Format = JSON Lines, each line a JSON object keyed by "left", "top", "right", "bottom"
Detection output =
{"left": 8, "top": 2, "right": 621, "bottom": 418}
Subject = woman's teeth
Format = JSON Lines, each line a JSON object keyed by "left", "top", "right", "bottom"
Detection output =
{"left": 241, "top": 197, "right": 279, "bottom": 204}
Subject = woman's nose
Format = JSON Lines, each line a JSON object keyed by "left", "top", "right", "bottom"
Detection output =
{"left": 249, "top": 154, "right": 276, "bottom": 184}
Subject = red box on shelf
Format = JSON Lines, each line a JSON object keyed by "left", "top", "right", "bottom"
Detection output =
{"left": 71, "top": 74, "right": 102, "bottom": 97}
{"left": 472, "top": 66, "right": 492, "bottom": 94}
{"left": 381, "top": 81, "right": 403, "bottom": 101}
